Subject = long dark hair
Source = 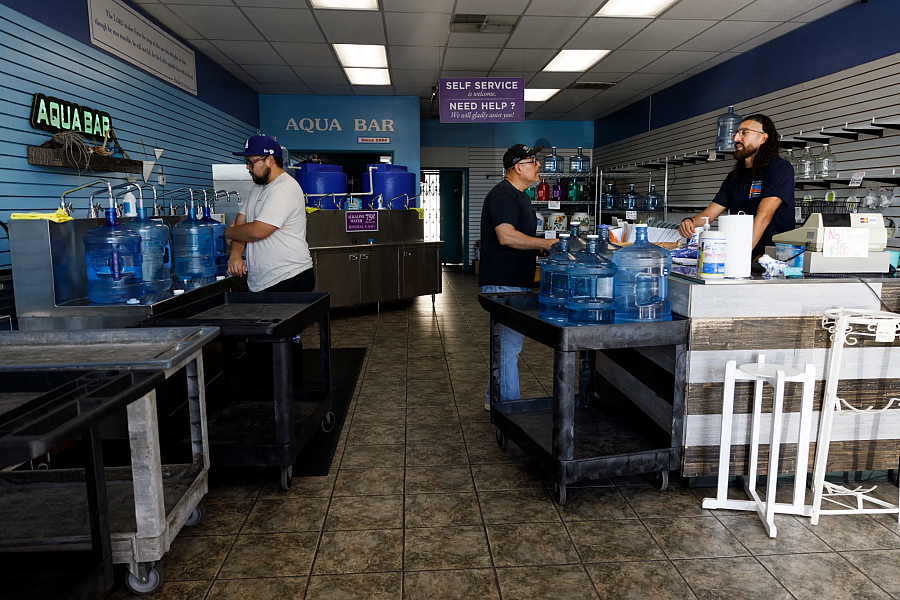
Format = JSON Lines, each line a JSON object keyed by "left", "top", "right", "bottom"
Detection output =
{"left": 730, "top": 113, "right": 780, "bottom": 179}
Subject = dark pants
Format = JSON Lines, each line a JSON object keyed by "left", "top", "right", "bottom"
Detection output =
{"left": 262, "top": 268, "right": 315, "bottom": 293}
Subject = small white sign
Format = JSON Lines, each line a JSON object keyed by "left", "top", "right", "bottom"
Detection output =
{"left": 626, "top": 210, "right": 637, "bottom": 220}
{"left": 548, "top": 200, "right": 561, "bottom": 210}
{"left": 822, "top": 227, "right": 870, "bottom": 258}
{"left": 849, "top": 171, "right": 866, "bottom": 187}
{"left": 358, "top": 137, "right": 391, "bottom": 143}
{"left": 875, "top": 320, "right": 898, "bottom": 343}
{"left": 795, "top": 206, "right": 803, "bottom": 223}
{"left": 544, "top": 230, "right": 557, "bottom": 239}
{"left": 707, "top": 151, "right": 718, "bottom": 162}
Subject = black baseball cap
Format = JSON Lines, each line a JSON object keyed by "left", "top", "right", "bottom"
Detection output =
{"left": 503, "top": 143, "right": 544, "bottom": 169}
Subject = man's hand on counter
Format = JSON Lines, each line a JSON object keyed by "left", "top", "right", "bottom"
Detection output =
{"left": 228, "top": 254, "right": 247, "bottom": 277}
{"left": 678, "top": 217, "right": 696, "bottom": 239}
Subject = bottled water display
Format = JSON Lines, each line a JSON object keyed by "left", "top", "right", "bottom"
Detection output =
{"left": 566, "top": 179, "right": 580, "bottom": 202}
{"left": 125, "top": 202, "right": 172, "bottom": 294}
{"left": 624, "top": 184, "right": 639, "bottom": 210}
{"left": 539, "top": 233, "right": 574, "bottom": 322}
{"left": 83, "top": 207, "right": 143, "bottom": 303}
{"left": 797, "top": 147, "right": 815, "bottom": 180}
{"left": 537, "top": 178, "right": 551, "bottom": 202}
{"left": 715, "top": 106, "right": 742, "bottom": 151}
{"left": 173, "top": 203, "right": 216, "bottom": 281}
{"left": 201, "top": 204, "right": 228, "bottom": 276}
{"left": 612, "top": 224, "right": 672, "bottom": 323}
{"left": 602, "top": 182, "right": 619, "bottom": 211}
{"left": 544, "top": 147, "right": 564, "bottom": 173}
{"left": 646, "top": 185, "right": 661, "bottom": 211}
{"left": 566, "top": 234, "right": 617, "bottom": 325}
{"left": 568, "top": 147, "right": 590, "bottom": 173}
{"left": 815, "top": 144, "right": 836, "bottom": 179}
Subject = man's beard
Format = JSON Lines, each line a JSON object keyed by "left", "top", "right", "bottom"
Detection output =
{"left": 251, "top": 166, "right": 271, "bottom": 185}
{"left": 733, "top": 144, "right": 757, "bottom": 161}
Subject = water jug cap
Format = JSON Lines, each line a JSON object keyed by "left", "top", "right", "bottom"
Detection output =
{"left": 587, "top": 234, "right": 599, "bottom": 239}
{"left": 635, "top": 223, "right": 648, "bottom": 228}
{"left": 558, "top": 233, "right": 571, "bottom": 238}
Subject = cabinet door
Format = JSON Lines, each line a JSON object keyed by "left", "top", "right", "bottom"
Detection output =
{"left": 402, "top": 246, "right": 441, "bottom": 298}
{"left": 359, "top": 247, "right": 400, "bottom": 304}
{"left": 313, "top": 251, "right": 360, "bottom": 308}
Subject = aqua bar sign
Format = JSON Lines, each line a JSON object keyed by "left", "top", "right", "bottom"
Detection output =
{"left": 29, "top": 93, "right": 113, "bottom": 140}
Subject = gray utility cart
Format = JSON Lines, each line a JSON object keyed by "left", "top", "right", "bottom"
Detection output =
{"left": 0, "top": 327, "right": 218, "bottom": 595}
{"left": 479, "top": 293, "right": 688, "bottom": 505}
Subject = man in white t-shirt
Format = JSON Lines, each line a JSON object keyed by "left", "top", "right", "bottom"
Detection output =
{"left": 226, "top": 135, "right": 314, "bottom": 292}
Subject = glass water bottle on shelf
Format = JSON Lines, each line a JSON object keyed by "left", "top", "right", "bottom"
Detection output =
{"left": 624, "top": 184, "right": 639, "bottom": 210}
{"left": 646, "top": 185, "right": 661, "bottom": 211}
{"left": 602, "top": 182, "right": 618, "bottom": 211}
{"left": 569, "top": 147, "right": 590, "bottom": 173}
{"left": 715, "top": 106, "right": 742, "bottom": 151}
{"left": 544, "top": 147, "right": 564, "bottom": 173}
{"left": 797, "top": 147, "right": 815, "bottom": 180}
{"left": 580, "top": 181, "right": 593, "bottom": 204}
{"left": 536, "top": 178, "right": 550, "bottom": 202}
{"left": 785, "top": 148, "right": 798, "bottom": 173}
{"left": 566, "top": 179, "right": 580, "bottom": 202}
{"left": 552, "top": 179, "right": 564, "bottom": 202}
{"left": 815, "top": 144, "right": 836, "bottom": 179}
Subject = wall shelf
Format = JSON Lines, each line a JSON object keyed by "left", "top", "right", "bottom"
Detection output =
{"left": 27, "top": 146, "right": 142, "bottom": 174}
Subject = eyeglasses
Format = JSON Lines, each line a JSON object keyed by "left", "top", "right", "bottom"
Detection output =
{"left": 245, "top": 156, "right": 266, "bottom": 167}
{"left": 517, "top": 159, "right": 540, "bottom": 166}
{"left": 734, "top": 128, "right": 764, "bottom": 137}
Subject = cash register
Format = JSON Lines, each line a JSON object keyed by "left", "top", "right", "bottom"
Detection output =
{"left": 770, "top": 213, "right": 892, "bottom": 274}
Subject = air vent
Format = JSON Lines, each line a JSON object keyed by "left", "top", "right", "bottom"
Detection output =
{"left": 568, "top": 81, "right": 617, "bottom": 91}
{"left": 451, "top": 14, "right": 519, "bottom": 34}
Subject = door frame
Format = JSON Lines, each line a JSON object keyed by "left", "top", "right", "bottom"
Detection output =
{"left": 434, "top": 167, "right": 469, "bottom": 270}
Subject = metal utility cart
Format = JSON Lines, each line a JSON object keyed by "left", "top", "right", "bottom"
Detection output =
{"left": 0, "top": 327, "right": 218, "bottom": 595}
{"left": 479, "top": 293, "right": 688, "bottom": 504}
{"left": 141, "top": 292, "right": 333, "bottom": 491}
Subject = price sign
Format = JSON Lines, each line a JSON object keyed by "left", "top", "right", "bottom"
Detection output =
{"left": 548, "top": 200, "right": 561, "bottom": 210}
{"left": 626, "top": 210, "right": 637, "bottom": 220}
{"left": 544, "top": 230, "right": 557, "bottom": 239}
{"left": 875, "top": 320, "right": 899, "bottom": 343}
{"left": 822, "top": 227, "right": 869, "bottom": 258}
{"left": 849, "top": 171, "right": 866, "bottom": 187}
{"left": 795, "top": 206, "right": 803, "bottom": 223}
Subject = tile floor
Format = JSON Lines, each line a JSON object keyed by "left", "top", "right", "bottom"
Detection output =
{"left": 107, "top": 269, "right": 900, "bottom": 600}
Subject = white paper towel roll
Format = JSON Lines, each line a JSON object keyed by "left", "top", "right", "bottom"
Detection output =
{"left": 719, "top": 213, "right": 753, "bottom": 278}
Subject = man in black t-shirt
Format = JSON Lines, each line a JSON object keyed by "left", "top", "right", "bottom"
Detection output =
{"left": 480, "top": 144, "right": 557, "bottom": 410}
{"left": 678, "top": 113, "right": 795, "bottom": 257}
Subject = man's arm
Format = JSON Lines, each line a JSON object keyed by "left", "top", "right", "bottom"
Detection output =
{"left": 225, "top": 219, "right": 278, "bottom": 243}
{"left": 751, "top": 196, "right": 782, "bottom": 251}
{"left": 677, "top": 202, "right": 728, "bottom": 239}
{"left": 227, "top": 214, "right": 248, "bottom": 276}
{"left": 495, "top": 223, "right": 556, "bottom": 251}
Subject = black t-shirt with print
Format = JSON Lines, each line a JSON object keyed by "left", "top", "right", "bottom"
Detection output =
{"left": 479, "top": 179, "right": 538, "bottom": 287}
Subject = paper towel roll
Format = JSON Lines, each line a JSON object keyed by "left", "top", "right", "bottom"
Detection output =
{"left": 719, "top": 213, "right": 753, "bottom": 278}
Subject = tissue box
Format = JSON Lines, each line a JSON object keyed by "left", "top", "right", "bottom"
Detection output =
{"left": 775, "top": 243, "right": 805, "bottom": 268}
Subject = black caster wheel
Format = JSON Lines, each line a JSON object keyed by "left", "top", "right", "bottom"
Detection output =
{"left": 184, "top": 504, "right": 202, "bottom": 527}
{"left": 495, "top": 428, "right": 507, "bottom": 450}
{"left": 554, "top": 482, "right": 567, "bottom": 505}
{"left": 654, "top": 470, "right": 669, "bottom": 491}
{"left": 280, "top": 465, "right": 293, "bottom": 491}
{"left": 321, "top": 411, "right": 336, "bottom": 433}
{"left": 125, "top": 565, "right": 164, "bottom": 595}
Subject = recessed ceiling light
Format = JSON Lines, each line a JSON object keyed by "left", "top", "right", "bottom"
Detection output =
{"left": 310, "top": 0, "right": 378, "bottom": 10}
{"left": 333, "top": 44, "right": 388, "bottom": 68}
{"left": 596, "top": 0, "right": 678, "bottom": 18}
{"left": 344, "top": 68, "right": 391, "bottom": 86}
{"left": 543, "top": 50, "right": 610, "bottom": 72}
{"left": 524, "top": 88, "right": 560, "bottom": 102}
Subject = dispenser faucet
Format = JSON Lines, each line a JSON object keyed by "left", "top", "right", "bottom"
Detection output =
{"left": 137, "top": 184, "right": 159, "bottom": 216}
{"left": 158, "top": 187, "right": 195, "bottom": 215}
{"left": 228, "top": 191, "right": 241, "bottom": 205}
{"left": 60, "top": 180, "right": 112, "bottom": 218}
{"left": 111, "top": 182, "right": 143, "bottom": 217}
{"left": 213, "top": 190, "right": 228, "bottom": 212}
{"left": 389, "top": 194, "right": 408, "bottom": 210}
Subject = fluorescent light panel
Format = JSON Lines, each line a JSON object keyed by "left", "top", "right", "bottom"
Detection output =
{"left": 524, "top": 88, "right": 559, "bottom": 102}
{"left": 344, "top": 67, "right": 391, "bottom": 85}
{"left": 333, "top": 44, "right": 388, "bottom": 68}
{"left": 596, "top": 0, "right": 678, "bottom": 17}
{"left": 543, "top": 49, "right": 610, "bottom": 72}
{"left": 310, "top": 0, "right": 378, "bottom": 9}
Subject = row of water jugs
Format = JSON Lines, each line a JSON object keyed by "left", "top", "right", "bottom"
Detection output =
{"left": 84, "top": 185, "right": 228, "bottom": 304}
{"left": 601, "top": 183, "right": 663, "bottom": 212}
{"left": 542, "top": 147, "right": 591, "bottom": 174}
{"left": 786, "top": 145, "right": 837, "bottom": 180}
{"left": 538, "top": 224, "right": 672, "bottom": 325}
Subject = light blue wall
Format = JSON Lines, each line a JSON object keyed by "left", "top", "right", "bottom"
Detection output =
{"left": 421, "top": 120, "right": 593, "bottom": 149}
{"left": 259, "top": 95, "right": 421, "bottom": 193}
{"left": 0, "top": 4, "right": 258, "bottom": 268}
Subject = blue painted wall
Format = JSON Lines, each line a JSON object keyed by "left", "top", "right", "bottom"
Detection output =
{"left": 0, "top": 4, "right": 258, "bottom": 268}
{"left": 421, "top": 119, "right": 593, "bottom": 149}
{"left": 595, "top": 1, "right": 898, "bottom": 148}
{"left": 0, "top": 0, "right": 259, "bottom": 127}
{"left": 259, "top": 95, "right": 421, "bottom": 192}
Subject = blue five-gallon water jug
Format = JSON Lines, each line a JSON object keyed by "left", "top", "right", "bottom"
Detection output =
{"left": 83, "top": 207, "right": 144, "bottom": 303}
{"left": 566, "top": 234, "right": 617, "bottom": 325}
{"left": 201, "top": 204, "right": 228, "bottom": 276}
{"left": 716, "top": 106, "right": 742, "bottom": 152}
{"left": 539, "top": 233, "right": 574, "bottom": 322}
{"left": 125, "top": 203, "right": 172, "bottom": 294}
{"left": 173, "top": 203, "right": 216, "bottom": 281}
{"left": 612, "top": 223, "right": 672, "bottom": 323}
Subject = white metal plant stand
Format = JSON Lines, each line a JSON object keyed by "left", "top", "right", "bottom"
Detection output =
{"left": 810, "top": 308, "right": 900, "bottom": 525}
{"left": 703, "top": 355, "right": 816, "bottom": 538}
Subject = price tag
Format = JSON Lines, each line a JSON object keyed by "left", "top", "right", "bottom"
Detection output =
{"left": 626, "top": 210, "right": 637, "bottom": 220}
{"left": 822, "top": 227, "right": 870, "bottom": 258}
{"left": 707, "top": 151, "right": 717, "bottom": 162}
{"left": 849, "top": 171, "right": 866, "bottom": 187}
{"left": 548, "top": 200, "right": 561, "bottom": 210}
{"left": 875, "top": 320, "right": 898, "bottom": 343}
{"left": 544, "top": 230, "right": 557, "bottom": 239}
{"left": 795, "top": 206, "right": 803, "bottom": 223}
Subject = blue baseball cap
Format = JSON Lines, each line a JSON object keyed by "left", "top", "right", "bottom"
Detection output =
{"left": 233, "top": 135, "right": 282, "bottom": 158}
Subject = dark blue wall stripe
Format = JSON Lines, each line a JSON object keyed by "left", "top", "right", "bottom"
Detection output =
{"left": 594, "top": 1, "right": 897, "bottom": 148}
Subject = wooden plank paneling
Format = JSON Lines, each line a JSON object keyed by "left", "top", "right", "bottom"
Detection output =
{"left": 690, "top": 316, "right": 900, "bottom": 351}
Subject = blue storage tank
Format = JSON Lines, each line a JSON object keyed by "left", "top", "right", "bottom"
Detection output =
{"left": 361, "top": 164, "right": 416, "bottom": 209}
{"left": 294, "top": 163, "right": 347, "bottom": 209}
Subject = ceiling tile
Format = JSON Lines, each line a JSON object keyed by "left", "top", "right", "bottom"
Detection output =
{"left": 506, "top": 16, "right": 585, "bottom": 49}
{"left": 243, "top": 8, "right": 323, "bottom": 43}
{"left": 264, "top": 82, "right": 312, "bottom": 94}
{"left": 441, "top": 47, "right": 502, "bottom": 70}
{"left": 448, "top": 33, "right": 509, "bottom": 48}
{"left": 489, "top": 70, "right": 537, "bottom": 80}
{"left": 292, "top": 66, "right": 348, "bottom": 84}
{"left": 212, "top": 40, "right": 285, "bottom": 65}
{"left": 383, "top": 0, "right": 455, "bottom": 11}
{"left": 685, "top": 51, "right": 740, "bottom": 75}
{"left": 548, "top": 88, "right": 603, "bottom": 104}
{"left": 385, "top": 12, "right": 451, "bottom": 46}
{"left": 526, "top": 0, "right": 604, "bottom": 17}
{"left": 566, "top": 17, "right": 650, "bottom": 50}
{"left": 438, "top": 70, "right": 489, "bottom": 78}
{"left": 389, "top": 46, "right": 444, "bottom": 70}
{"left": 792, "top": 0, "right": 857, "bottom": 22}
{"left": 493, "top": 48, "right": 557, "bottom": 71}
{"left": 592, "top": 88, "right": 642, "bottom": 103}
{"left": 189, "top": 39, "right": 230, "bottom": 64}
{"left": 234, "top": 0, "right": 307, "bottom": 6}
{"left": 526, "top": 72, "right": 581, "bottom": 88}
{"left": 641, "top": 50, "right": 721, "bottom": 73}
{"left": 614, "top": 72, "right": 676, "bottom": 89}
{"left": 315, "top": 10, "right": 385, "bottom": 44}
{"left": 619, "top": 19, "right": 715, "bottom": 51}
{"left": 220, "top": 63, "right": 256, "bottom": 82}
{"left": 394, "top": 85, "right": 433, "bottom": 97}
{"left": 662, "top": 0, "right": 754, "bottom": 20}
{"left": 729, "top": 0, "right": 834, "bottom": 21}
{"left": 391, "top": 69, "right": 440, "bottom": 86}
{"left": 161, "top": 0, "right": 230, "bottom": 4}
{"left": 167, "top": 5, "right": 263, "bottom": 40}
{"left": 247, "top": 82, "right": 273, "bottom": 94}
{"left": 587, "top": 50, "right": 666, "bottom": 73}
{"left": 577, "top": 72, "right": 632, "bottom": 83}
{"left": 137, "top": 4, "right": 201, "bottom": 40}
{"left": 353, "top": 86, "right": 395, "bottom": 95}
{"left": 454, "top": 0, "right": 529, "bottom": 15}
{"left": 271, "top": 42, "right": 338, "bottom": 68}
{"left": 241, "top": 64, "right": 302, "bottom": 83}
{"left": 677, "top": 20, "right": 777, "bottom": 52}
{"left": 728, "top": 21, "right": 803, "bottom": 53}
{"left": 308, "top": 83, "right": 353, "bottom": 94}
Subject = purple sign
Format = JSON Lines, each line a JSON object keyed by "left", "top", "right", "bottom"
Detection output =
{"left": 346, "top": 211, "right": 378, "bottom": 232}
{"left": 439, "top": 78, "right": 524, "bottom": 123}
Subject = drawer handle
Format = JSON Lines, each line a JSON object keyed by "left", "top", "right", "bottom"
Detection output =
{"left": 404, "top": 252, "right": 412, "bottom": 257}
{"left": 360, "top": 254, "right": 369, "bottom": 260}
{"left": 349, "top": 255, "right": 359, "bottom": 261}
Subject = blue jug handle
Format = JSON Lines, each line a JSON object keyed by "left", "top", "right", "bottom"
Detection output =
{"left": 164, "top": 239, "right": 172, "bottom": 269}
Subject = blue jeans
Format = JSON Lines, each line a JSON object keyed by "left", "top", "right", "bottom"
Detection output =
{"left": 483, "top": 286, "right": 529, "bottom": 403}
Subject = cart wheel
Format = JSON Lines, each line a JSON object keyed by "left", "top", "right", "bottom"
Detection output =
{"left": 654, "top": 470, "right": 669, "bottom": 491}
{"left": 495, "top": 428, "right": 507, "bottom": 450}
{"left": 554, "top": 482, "right": 567, "bottom": 505}
{"left": 184, "top": 505, "right": 202, "bottom": 527}
{"left": 280, "top": 466, "right": 293, "bottom": 491}
{"left": 321, "top": 411, "right": 336, "bottom": 433}
{"left": 125, "top": 565, "right": 164, "bottom": 595}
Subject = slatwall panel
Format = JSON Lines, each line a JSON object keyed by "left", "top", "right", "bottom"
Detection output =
{"left": 0, "top": 5, "right": 258, "bottom": 268}
{"left": 593, "top": 53, "right": 900, "bottom": 249}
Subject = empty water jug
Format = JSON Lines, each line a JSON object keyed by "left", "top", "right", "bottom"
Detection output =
{"left": 555, "top": 223, "right": 585, "bottom": 254}
{"left": 125, "top": 202, "right": 172, "bottom": 294}
{"left": 602, "top": 182, "right": 619, "bottom": 211}
{"left": 612, "top": 223, "right": 672, "bottom": 323}
{"left": 173, "top": 203, "right": 216, "bottom": 281}
{"left": 539, "top": 233, "right": 574, "bottom": 322}
{"left": 797, "top": 146, "right": 815, "bottom": 180}
{"left": 569, "top": 147, "right": 590, "bottom": 174}
{"left": 646, "top": 185, "right": 661, "bottom": 211}
{"left": 544, "top": 147, "right": 564, "bottom": 173}
{"left": 815, "top": 144, "right": 836, "bottom": 179}
{"left": 624, "top": 184, "right": 639, "bottom": 210}
{"left": 201, "top": 204, "right": 228, "bottom": 276}
{"left": 567, "top": 234, "right": 617, "bottom": 325}
{"left": 83, "top": 207, "right": 144, "bottom": 303}
{"left": 597, "top": 225, "right": 612, "bottom": 254}
{"left": 716, "top": 106, "right": 742, "bottom": 151}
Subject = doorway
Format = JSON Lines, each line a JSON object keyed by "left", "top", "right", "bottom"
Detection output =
{"left": 438, "top": 170, "right": 466, "bottom": 265}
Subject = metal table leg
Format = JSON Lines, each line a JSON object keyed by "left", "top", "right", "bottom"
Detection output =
{"left": 489, "top": 318, "right": 502, "bottom": 410}
{"left": 83, "top": 425, "right": 113, "bottom": 590}
{"left": 319, "top": 312, "right": 332, "bottom": 399}
{"left": 552, "top": 350, "right": 577, "bottom": 504}
{"left": 273, "top": 340, "right": 295, "bottom": 490}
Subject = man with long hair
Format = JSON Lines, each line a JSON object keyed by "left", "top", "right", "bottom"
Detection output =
{"left": 678, "top": 114, "right": 795, "bottom": 257}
